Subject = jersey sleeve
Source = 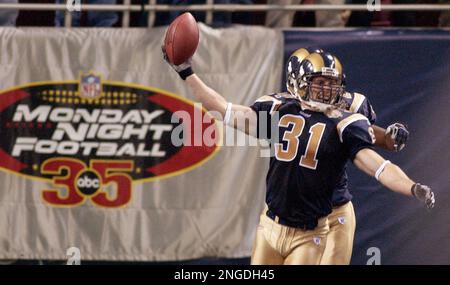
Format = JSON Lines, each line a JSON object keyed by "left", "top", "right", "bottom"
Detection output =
{"left": 337, "top": 113, "right": 375, "bottom": 160}
{"left": 249, "top": 94, "right": 282, "bottom": 139}
{"left": 348, "top": 92, "right": 377, "bottom": 125}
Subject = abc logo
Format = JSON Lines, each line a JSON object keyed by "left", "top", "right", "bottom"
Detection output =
{"left": 76, "top": 171, "right": 101, "bottom": 196}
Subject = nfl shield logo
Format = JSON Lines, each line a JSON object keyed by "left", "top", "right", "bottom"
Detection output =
{"left": 313, "top": 236, "right": 321, "bottom": 245}
{"left": 80, "top": 73, "right": 102, "bottom": 100}
{"left": 338, "top": 216, "right": 346, "bottom": 225}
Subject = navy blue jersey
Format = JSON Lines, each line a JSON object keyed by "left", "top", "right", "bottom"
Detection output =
{"left": 250, "top": 94, "right": 375, "bottom": 228}
{"left": 333, "top": 92, "right": 377, "bottom": 206}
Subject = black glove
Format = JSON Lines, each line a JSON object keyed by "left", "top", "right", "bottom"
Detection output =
{"left": 411, "top": 183, "right": 435, "bottom": 209}
{"left": 161, "top": 46, "right": 194, "bottom": 80}
{"left": 385, "top": 123, "right": 409, "bottom": 152}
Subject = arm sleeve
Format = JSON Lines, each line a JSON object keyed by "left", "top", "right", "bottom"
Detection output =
{"left": 249, "top": 94, "right": 281, "bottom": 139}
{"left": 349, "top": 92, "right": 377, "bottom": 125}
{"left": 358, "top": 96, "right": 377, "bottom": 125}
{"left": 338, "top": 114, "right": 375, "bottom": 160}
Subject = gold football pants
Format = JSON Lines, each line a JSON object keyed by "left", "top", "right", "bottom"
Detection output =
{"left": 320, "top": 201, "right": 356, "bottom": 265}
{"left": 251, "top": 210, "right": 329, "bottom": 265}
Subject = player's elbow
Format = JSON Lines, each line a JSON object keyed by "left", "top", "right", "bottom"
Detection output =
{"left": 353, "top": 148, "right": 385, "bottom": 177}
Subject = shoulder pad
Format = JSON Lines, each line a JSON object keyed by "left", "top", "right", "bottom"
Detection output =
{"left": 348, "top": 92, "right": 367, "bottom": 113}
{"left": 255, "top": 93, "right": 280, "bottom": 102}
{"left": 273, "top": 92, "right": 297, "bottom": 100}
{"left": 336, "top": 113, "right": 370, "bottom": 142}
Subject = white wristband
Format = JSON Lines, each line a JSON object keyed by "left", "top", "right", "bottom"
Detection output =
{"left": 224, "top": 102, "right": 233, "bottom": 125}
{"left": 375, "top": 160, "right": 391, "bottom": 181}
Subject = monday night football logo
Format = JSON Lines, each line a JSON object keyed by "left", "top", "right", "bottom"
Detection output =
{"left": 0, "top": 73, "right": 219, "bottom": 208}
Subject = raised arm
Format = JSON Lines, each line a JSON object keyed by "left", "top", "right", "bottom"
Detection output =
{"left": 185, "top": 74, "right": 257, "bottom": 136}
{"left": 163, "top": 50, "right": 257, "bottom": 136}
{"left": 353, "top": 148, "right": 435, "bottom": 209}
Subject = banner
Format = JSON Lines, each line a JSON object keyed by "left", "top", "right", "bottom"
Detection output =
{"left": 285, "top": 29, "right": 450, "bottom": 265}
{"left": 2, "top": 25, "right": 447, "bottom": 265}
{"left": 0, "top": 25, "right": 284, "bottom": 260}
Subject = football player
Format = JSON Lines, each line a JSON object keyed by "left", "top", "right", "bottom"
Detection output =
{"left": 162, "top": 48, "right": 435, "bottom": 265}
{"left": 286, "top": 48, "right": 410, "bottom": 265}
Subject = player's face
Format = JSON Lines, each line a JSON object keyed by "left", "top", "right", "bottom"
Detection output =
{"left": 309, "top": 76, "right": 341, "bottom": 104}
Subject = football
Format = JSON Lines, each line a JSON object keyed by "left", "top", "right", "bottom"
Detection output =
{"left": 164, "top": 12, "right": 199, "bottom": 65}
